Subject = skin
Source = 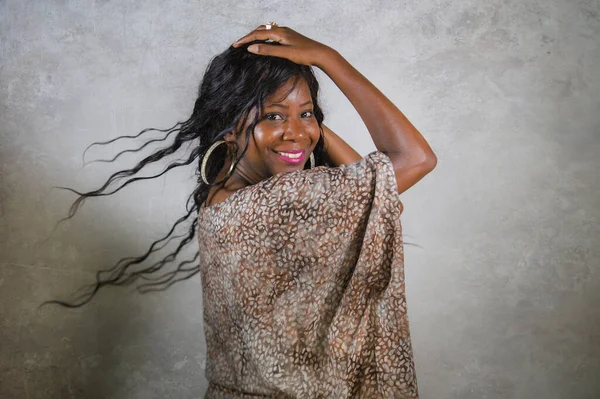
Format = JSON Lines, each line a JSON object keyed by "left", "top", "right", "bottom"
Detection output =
{"left": 207, "top": 78, "right": 362, "bottom": 206}
{"left": 216, "top": 77, "right": 322, "bottom": 193}
{"left": 207, "top": 25, "right": 437, "bottom": 206}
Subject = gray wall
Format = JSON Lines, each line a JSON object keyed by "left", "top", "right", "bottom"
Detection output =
{"left": 1, "top": 0, "right": 598, "bottom": 398}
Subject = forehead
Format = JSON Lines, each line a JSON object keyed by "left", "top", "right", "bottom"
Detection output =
{"left": 266, "top": 78, "right": 311, "bottom": 103}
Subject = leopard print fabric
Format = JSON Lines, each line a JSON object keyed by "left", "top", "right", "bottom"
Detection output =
{"left": 197, "top": 151, "right": 418, "bottom": 398}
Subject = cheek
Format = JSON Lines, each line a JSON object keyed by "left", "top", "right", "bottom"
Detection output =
{"left": 310, "top": 125, "right": 322, "bottom": 142}
{"left": 249, "top": 129, "right": 274, "bottom": 155}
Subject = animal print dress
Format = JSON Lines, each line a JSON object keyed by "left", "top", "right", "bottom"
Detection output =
{"left": 197, "top": 151, "right": 419, "bottom": 398}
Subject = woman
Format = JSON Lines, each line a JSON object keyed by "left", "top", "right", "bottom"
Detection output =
{"left": 44, "top": 23, "right": 436, "bottom": 398}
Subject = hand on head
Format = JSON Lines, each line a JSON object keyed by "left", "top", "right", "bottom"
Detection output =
{"left": 231, "top": 23, "right": 332, "bottom": 67}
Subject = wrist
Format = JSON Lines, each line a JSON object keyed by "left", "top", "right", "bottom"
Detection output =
{"left": 312, "top": 46, "right": 343, "bottom": 71}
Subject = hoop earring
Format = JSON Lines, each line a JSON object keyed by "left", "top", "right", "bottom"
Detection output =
{"left": 201, "top": 140, "right": 237, "bottom": 185}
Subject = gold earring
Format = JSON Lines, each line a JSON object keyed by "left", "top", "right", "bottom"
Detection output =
{"left": 200, "top": 140, "right": 237, "bottom": 185}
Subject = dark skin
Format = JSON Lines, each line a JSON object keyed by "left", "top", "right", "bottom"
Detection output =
{"left": 216, "top": 78, "right": 322, "bottom": 193}
{"left": 207, "top": 25, "right": 437, "bottom": 206}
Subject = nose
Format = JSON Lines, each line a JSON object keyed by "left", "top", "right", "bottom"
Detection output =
{"left": 282, "top": 117, "right": 308, "bottom": 141}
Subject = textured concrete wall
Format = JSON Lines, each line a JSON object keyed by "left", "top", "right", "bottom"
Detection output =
{"left": 1, "top": 0, "right": 599, "bottom": 398}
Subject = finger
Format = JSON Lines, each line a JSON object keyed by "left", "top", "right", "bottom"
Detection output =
{"left": 246, "top": 42, "right": 288, "bottom": 58}
{"left": 232, "top": 25, "right": 266, "bottom": 47}
{"left": 232, "top": 27, "right": 283, "bottom": 47}
{"left": 231, "top": 28, "right": 257, "bottom": 47}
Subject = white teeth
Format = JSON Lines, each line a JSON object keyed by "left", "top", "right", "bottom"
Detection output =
{"left": 278, "top": 152, "right": 302, "bottom": 158}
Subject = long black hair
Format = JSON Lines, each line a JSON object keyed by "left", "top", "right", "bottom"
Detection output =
{"left": 39, "top": 41, "right": 331, "bottom": 309}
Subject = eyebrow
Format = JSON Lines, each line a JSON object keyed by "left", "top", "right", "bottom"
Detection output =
{"left": 266, "top": 100, "right": 313, "bottom": 109}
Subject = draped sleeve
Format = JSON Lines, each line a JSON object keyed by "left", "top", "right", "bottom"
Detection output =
{"left": 197, "top": 151, "right": 418, "bottom": 398}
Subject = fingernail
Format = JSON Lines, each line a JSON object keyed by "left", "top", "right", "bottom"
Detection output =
{"left": 248, "top": 44, "right": 258, "bottom": 52}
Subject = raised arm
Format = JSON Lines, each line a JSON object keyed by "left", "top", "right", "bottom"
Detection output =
{"left": 316, "top": 50, "right": 437, "bottom": 194}
{"left": 232, "top": 25, "right": 437, "bottom": 194}
{"left": 321, "top": 123, "right": 362, "bottom": 167}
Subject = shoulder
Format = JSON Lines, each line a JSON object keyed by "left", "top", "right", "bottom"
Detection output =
{"left": 324, "top": 151, "right": 396, "bottom": 187}
{"left": 267, "top": 151, "right": 395, "bottom": 192}
{"left": 276, "top": 151, "right": 399, "bottom": 204}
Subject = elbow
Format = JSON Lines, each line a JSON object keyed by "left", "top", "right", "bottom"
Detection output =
{"left": 409, "top": 151, "right": 437, "bottom": 172}
{"left": 423, "top": 152, "right": 437, "bottom": 171}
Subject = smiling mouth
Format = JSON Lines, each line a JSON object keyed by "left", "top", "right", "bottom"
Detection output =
{"left": 274, "top": 150, "right": 305, "bottom": 164}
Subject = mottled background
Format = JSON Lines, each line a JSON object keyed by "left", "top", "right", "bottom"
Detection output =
{"left": 1, "top": 0, "right": 599, "bottom": 398}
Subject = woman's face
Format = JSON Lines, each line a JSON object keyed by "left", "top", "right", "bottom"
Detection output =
{"left": 223, "top": 77, "right": 321, "bottom": 187}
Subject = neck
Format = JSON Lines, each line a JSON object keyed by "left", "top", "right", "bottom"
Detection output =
{"left": 217, "top": 157, "right": 253, "bottom": 190}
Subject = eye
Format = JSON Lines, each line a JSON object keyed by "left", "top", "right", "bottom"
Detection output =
{"left": 265, "top": 113, "right": 282, "bottom": 121}
{"left": 302, "top": 111, "right": 314, "bottom": 118}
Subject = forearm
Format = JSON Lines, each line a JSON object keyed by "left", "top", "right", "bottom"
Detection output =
{"left": 314, "top": 48, "right": 436, "bottom": 165}
{"left": 321, "top": 123, "right": 362, "bottom": 167}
